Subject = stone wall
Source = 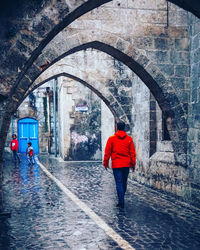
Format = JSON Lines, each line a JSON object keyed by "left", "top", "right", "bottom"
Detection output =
{"left": 101, "top": 100, "right": 115, "bottom": 161}
{"left": 1, "top": 0, "right": 200, "bottom": 206}
{"left": 6, "top": 77, "right": 103, "bottom": 161}
{"left": 5, "top": 81, "right": 53, "bottom": 154}
{"left": 34, "top": 49, "right": 132, "bottom": 125}
{"left": 132, "top": 75, "right": 150, "bottom": 163}
{"left": 1, "top": 1, "right": 191, "bottom": 167}
{"left": 62, "top": 77, "right": 102, "bottom": 161}
{"left": 0, "top": 0, "right": 111, "bottom": 163}
{"left": 187, "top": 14, "right": 200, "bottom": 206}
{"left": 58, "top": 77, "right": 74, "bottom": 160}
{"left": 25, "top": 0, "right": 190, "bottom": 167}
{"left": 129, "top": 74, "right": 189, "bottom": 201}
{"left": 31, "top": 25, "right": 193, "bottom": 202}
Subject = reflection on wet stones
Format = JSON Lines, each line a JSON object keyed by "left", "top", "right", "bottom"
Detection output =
{"left": 1, "top": 155, "right": 200, "bottom": 249}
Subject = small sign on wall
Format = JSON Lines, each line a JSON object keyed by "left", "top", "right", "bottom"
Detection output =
{"left": 75, "top": 105, "right": 89, "bottom": 112}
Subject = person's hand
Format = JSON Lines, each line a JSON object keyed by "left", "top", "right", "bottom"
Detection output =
{"left": 131, "top": 166, "right": 135, "bottom": 172}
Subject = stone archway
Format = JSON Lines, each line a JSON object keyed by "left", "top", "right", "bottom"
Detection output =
{"left": 0, "top": 0, "right": 112, "bottom": 161}
{"left": 0, "top": 0, "right": 111, "bottom": 99}
{"left": 1, "top": 1, "right": 190, "bottom": 167}
{"left": 26, "top": 72, "right": 124, "bottom": 123}
{"left": 0, "top": 0, "right": 199, "bottom": 206}
{"left": 22, "top": 48, "right": 165, "bottom": 166}
{"left": 28, "top": 42, "right": 187, "bottom": 166}
{"left": 23, "top": 73, "right": 118, "bottom": 160}
{"left": 1, "top": 41, "right": 187, "bottom": 166}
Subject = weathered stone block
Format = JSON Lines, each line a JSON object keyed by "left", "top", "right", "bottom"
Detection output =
{"left": 154, "top": 38, "right": 170, "bottom": 50}
{"left": 67, "top": 87, "right": 74, "bottom": 94}
{"left": 1, "top": 50, "right": 26, "bottom": 73}
{"left": 24, "top": 64, "right": 41, "bottom": 83}
{"left": 191, "top": 35, "right": 199, "bottom": 51}
{"left": 175, "top": 38, "right": 189, "bottom": 51}
{"left": 192, "top": 21, "right": 200, "bottom": 36}
{"left": 32, "top": 15, "right": 54, "bottom": 38}
{"left": 193, "top": 48, "right": 200, "bottom": 64}
{"left": 137, "top": 54, "right": 149, "bottom": 67}
{"left": 120, "top": 79, "right": 132, "bottom": 88}
{"left": 146, "top": 50, "right": 170, "bottom": 63}
{"left": 137, "top": 9, "right": 166, "bottom": 24}
{"left": 127, "top": 0, "right": 157, "bottom": 9}
{"left": 20, "top": 33, "right": 40, "bottom": 48}
{"left": 171, "top": 77, "right": 185, "bottom": 89}
{"left": 158, "top": 64, "right": 174, "bottom": 76}
{"left": 146, "top": 63, "right": 160, "bottom": 77}
{"left": 176, "top": 11, "right": 188, "bottom": 26}
{"left": 133, "top": 37, "right": 154, "bottom": 49}
{"left": 16, "top": 40, "right": 31, "bottom": 55}
{"left": 168, "top": 27, "right": 189, "bottom": 38}
{"left": 116, "top": 38, "right": 130, "bottom": 53}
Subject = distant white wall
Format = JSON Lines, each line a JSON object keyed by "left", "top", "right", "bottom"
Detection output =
{"left": 58, "top": 77, "right": 74, "bottom": 159}
{"left": 132, "top": 75, "right": 150, "bottom": 163}
{"left": 101, "top": 100, "right": 115, "bottom": 164}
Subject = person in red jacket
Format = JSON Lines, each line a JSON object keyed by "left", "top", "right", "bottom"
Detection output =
{"left": 103, "top": 121, "right": 136, "bottom": 208}
{"left": 26, "top": 142, "right": 34, "bottom": 165}
{"left": 10, "top": 134, "right": 20, "bottom": 163}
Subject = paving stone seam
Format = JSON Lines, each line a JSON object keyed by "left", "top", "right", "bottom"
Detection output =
{"left": 36, "top": 159, "right": 135, "bottom": 250}
{"left": 46, "top": 157, "right": 200, "bottom": 212}
{"left": 128, "top": 178, "right": 200, "bottom": 212}
{"left": 101, "top": 166, "right": 200, "bottom": 213}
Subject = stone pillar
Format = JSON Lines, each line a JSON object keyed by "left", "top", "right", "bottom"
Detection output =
{"left": 132, "top": 75, "right": 150, "bottom": 164}
{"left": 0, "top": 109, "right": 12, "bottom": 162}
{"left": 101, "top": 100, "right": 115, "bottom": 162}
{"left": 58, "top": 77, "right": 74, "bottom": 160}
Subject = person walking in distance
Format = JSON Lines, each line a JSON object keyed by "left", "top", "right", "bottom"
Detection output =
{"left": 26, "top": 142, "right": 34, "bottom": 165}
{"left": 10, "top": 134, "right": 20, "bottom": 163}
{"left": 103, "top": 121, "right": 136, "bottom": 208}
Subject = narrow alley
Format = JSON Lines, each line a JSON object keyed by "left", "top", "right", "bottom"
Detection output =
{"left": 0, "top": 1, "right": 200, "bottom": 249}
{"left": 1, "top": 156, "right": 200, "bottom": 250}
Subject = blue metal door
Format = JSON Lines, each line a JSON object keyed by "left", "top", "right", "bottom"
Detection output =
{"left": 18, "top": 118, "right": 39, "bottom": 154}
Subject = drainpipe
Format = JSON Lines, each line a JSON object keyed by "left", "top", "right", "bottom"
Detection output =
{"left": 53, "top": 79, "right": 57, "bottom": 157}
{"left": 46, "top": 87, "right": 51, "bottom": 154}
{"left": 11, "top": 117, "right": 13, "bottom": 135}
{"left": 166, "top": 0, "right": 169, "bottom": 27}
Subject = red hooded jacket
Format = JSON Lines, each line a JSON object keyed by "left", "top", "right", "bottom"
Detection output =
{"left": 10, "top": 139, "right": 19, "bottom": 151}
{"left": 103, "top": 130, "right": 136, "bottom": 168}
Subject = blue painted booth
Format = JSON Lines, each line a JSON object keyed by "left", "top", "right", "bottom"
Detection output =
{"left": 18, "top": 118, "right": 39, "bottom": 154}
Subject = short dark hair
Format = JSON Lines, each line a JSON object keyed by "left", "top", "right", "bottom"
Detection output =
{"left": 117, "top": 121, "right": 125, "bottom": 131}
{"left": 28, "top": 142, "right": 32, "bottom": 146}
{"left": 12, "top": 134, "right": 16, "bottom": 137}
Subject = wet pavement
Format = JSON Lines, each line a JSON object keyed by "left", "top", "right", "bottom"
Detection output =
{"left": 0, "top": 154, "right": 200, "bottom": 249}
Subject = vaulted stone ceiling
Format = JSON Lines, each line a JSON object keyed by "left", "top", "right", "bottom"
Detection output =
{"left": 168, "top": 0, "right": 200, "bottom": 18}
{"left": 0, "top": 0, "right": 199, "bottom": 100}
{"left": 0, "top": 0, "right": 110, "bottom": 98}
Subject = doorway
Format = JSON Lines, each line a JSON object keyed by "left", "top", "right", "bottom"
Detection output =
{"left": 18, "top": 118, "right": 39, "bottom": 154}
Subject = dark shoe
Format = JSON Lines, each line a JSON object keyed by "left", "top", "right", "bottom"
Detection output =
{"left": 116, "top": 203, "right": 124, "bottom": 208}
{"left": 120, "top": 203, "right": 124, "bottom": 208}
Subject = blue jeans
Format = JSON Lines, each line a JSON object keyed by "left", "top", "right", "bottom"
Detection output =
{"left": 12, "top": 150, "right": 20, "bottom": 162}
{"left": 113, "top": 167, "right": 130, "bottom": 205}
{"left": 27, "top": 155, "right": 34, "bottom": 165}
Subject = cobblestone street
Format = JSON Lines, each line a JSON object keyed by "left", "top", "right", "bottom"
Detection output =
{"left": 1, "top": 155, "right": 200, "bottom": 249}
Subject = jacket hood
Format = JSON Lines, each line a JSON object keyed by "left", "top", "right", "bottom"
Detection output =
{"left": 115, "top": 130, "right": 127, "bottom": 139}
